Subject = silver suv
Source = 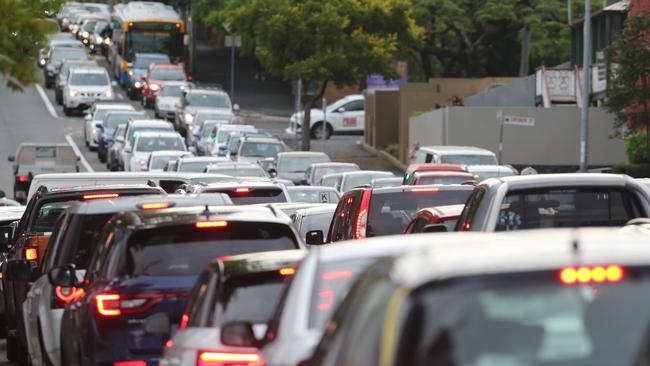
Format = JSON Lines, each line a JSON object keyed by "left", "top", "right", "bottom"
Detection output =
{"left": 62, "top": 67, "right": 114, "bottom": 115}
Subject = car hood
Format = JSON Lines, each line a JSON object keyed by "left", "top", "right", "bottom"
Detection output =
{"left": 156, "top": 96, "right": 180, "bottom": 105}
{"left": 69, "top": 85, "right": 111, "bottom": 92}
{"left": 133, "top": 151, "right": 151, "bottom": 160}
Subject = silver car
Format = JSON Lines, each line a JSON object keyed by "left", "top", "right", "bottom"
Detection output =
{"left": 275, "top": 152, "right": 330, "bottom": 184}
{"left": 128, "top": 131, "right": 186, "bottom": 172}
{"left": 62, "top": 67, "right": 114, "bottom": 115}
{"left": 154, "top": 81, "right": 191, "bottom": 120}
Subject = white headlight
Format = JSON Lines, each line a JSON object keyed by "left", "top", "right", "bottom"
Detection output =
{"left": 82, "top": 31, "right": 89, "bottom": 38}
{"left": 128, "top": 70, "right": 133, "bottom": 76}
{"left": 69, "top": 89, "right": 77, "bottom": 97}
{"left": 39, "top": 59, "right": 46, "bottom": 65}
{"left": 134, "top": 81, "right": 142, "bottom": 88}
{"left": 138, "top": 159, "right": 146, "bottom": 166}
{"left": 95, "top": 36, "right": 103, "bottom": 44}
{"left": 104, "top": 38, "right": 111, "bottom": 45}
{"left": 105, "top": 89, "right": 112, "bottom": 98}
{"left": 150, "top": 84, "right": 160, "bottom": 91}
{"left": 184, "top": 112, "right": 194, "bottom": 123}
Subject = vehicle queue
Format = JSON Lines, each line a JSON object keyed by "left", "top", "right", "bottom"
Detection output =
{"left": 6, "top": 1, "right": 650, "bottom": 365}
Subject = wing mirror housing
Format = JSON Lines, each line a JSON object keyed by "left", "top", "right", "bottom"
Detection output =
{"left": 337, "top": 107, "right": 346, "bottom": 113}
{"left": 267, "top": 168, "right": 277, "bottom": 178}
{"left": 143, "top": 312, "right": 171, "bottom": 336}
{"left": 116, "top": 136, "right": 124, "bottom": 143}
{"left": 232, "top": 104, "right": 240, "bottom": 112}
{"left": 47, "top": 264, "right": 79, "bottom": 287}
{"left": 7, "top": 156, "right": 15, "bottom": 162}
{"left": 84, "top": 114, "right": 92, "bottom": 121}
{"left": 305, "top": 230, "right": 324, "bottom": 245}
{"left": 123, "top": 145, "right": 132, "bottom": 153}
{"left": 221, "top": 321, "right": 259, "bottom": 348}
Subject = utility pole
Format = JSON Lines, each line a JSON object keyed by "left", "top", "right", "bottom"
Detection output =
{"left": 567, "top": 0, "right": 572, "bottom": 25}
{"left": 580, "top": 0, "right": 591, "bottom": 172}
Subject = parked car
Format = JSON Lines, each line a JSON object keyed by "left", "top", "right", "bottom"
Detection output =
{"left": 286, "top": 186, "right": 340, "bottom": 204}
{"left": 96, "top": 110, "right": 148, "bottom": 163}
{"left": 62, "top": 67, "right": 114, "bottom": 116}
{"left": 146, "top": 151, "right": 193, "bottom": 172}
{"left": 204, "top": 162, "right": 269, "bottom": 178}
{"left": 141, "top": 64, "right": 187, "bottom": 108}
{"left": 410, "top": 145, "right": 498, "bottom": 165}
{"left": 126, "top": 53, "right": 171, "bottom": 99}
{"left": 275, "top": 152, "right": 330, "bottom": 184}
{"left": 236, "top": 137, "right": 286, "bottom": 164}
{"left": 175, "top": 87, "right": 238, "bottom": 138}
{"left": 194, "top": 182, "right": 290, "bottom": 205}
{"left": 456, "top": 173, "right": 650, "bottom": 232}
{"left": 328, "top": 185, "right": 474, "bottom": 242}
{"left": 403, "top": 204, "right": 465, "bottom": 233}
{"left": 127, "top": 131, "right": 187, "bottom": 172}
{"left": 83, "top": 102, "right": 134, "bottom": 150}
{"left": 291, "top": 204, "right": 337, "bottom": 244}
{"left": 288, "top": 94, "right": 365, "bottom": 139}
{"left": 337, "top": 171, "right": 395, "bottom": 193}
{"left": 55, "top": 59, "right": 98, "bottom": 105}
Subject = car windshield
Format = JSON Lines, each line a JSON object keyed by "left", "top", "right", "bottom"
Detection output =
{"left": 51, "top": 48, "right": 86, "bottom": 62}
{"left": 211, "top": 188, "right": 287, "bottom": 204}
{"left": 398, "top": 272, "right": 650, "bottom": 366}
{"left": 343, "top": 173, "right": 393, "bottom": 192}
{"left": 83, "top": 21, "right": 96, "bottom": 32}
{"left": 367, "top": 188, "right": 473, "bottom": 237}
{"left": 495, "top": 188, "right": 644, "bottom": 231}
{"left": 94, "top": 22, "right": 107, "bottom": 33}
{"left": 440, "top": 154, "right": 498, "bottom": 165}
{"left": 288, "top": 189, "right": 338, "bottom": 204}
{"left": 240, "top": 142, "right": 285, "bottom": 158}
{"left": 197, "top": 113, "right": 232, "bottom": 125}
{"left": 178, "top": 161, "right": 211, "bottom": 173}
{"left": 418, "top": 176, "right": 474, "bottom": 185}
{"left": 151, "top": 156, "right": 177, "bottom": 170}
{"left": 103, "top": 112, "right": 146, "bottom": 128}
{"left": 61, "top": 62, "right": 95, "bottom": 76}
{"left": 150, "top": 67, "right": 185, "bottom": 80}
{"left": 208, "top": 167, "right": 267, "bottom": 177}
{"left": 70, "top": 72, "right": 109, "bottom": 86}
{"left": 186, "top": 93, "right": 231, "bottom": 108}
{"left": 123, "top": 222, "right": 299, "bottom": 276}
{"left": 279, "top": 155, "right": 329, "bottom": 173}
{"left": 160, "top": 84, "right": 185, "bottom": 97}
{"left": 313, "top": 166, "right": 358, "bottom": 183}
{"left": 94, "top": 107, "right": 134, "bottom": 122}
{"left": 30, "top": 201, "right": 73, "bottom": 232}
{"left": 320, "top": 175, "right": 341, "bottom": 187}
{"left": 129, "top": 126, "right": 173, "bottom": 145}
{"left": 136, "top": 136, "right": 185, "bottom": 152}
{"left": 134, "top": 56, "right": 170, "bottom": 69}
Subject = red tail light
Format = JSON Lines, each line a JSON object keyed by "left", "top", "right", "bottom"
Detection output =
{"left": 95, "top": 292, "right": 191, "bottom": 317}
{"left": 83, "top": 193, "right": 119, "bottom": 200}
{"left": 139, "top": 202, "right": 172, "bottom": 210}
{"left": 196, "top": 220, "right": 228, "bottom": 229}
{"left": 114, "top": 361, "right": 147, "bottom": 366}
{"left": 24, "top": 247, "right": 38, "bottom": 261}
{"left": 17, "top": 175, "right": 29, "bottom": 182}
{"left": 52, "top": 286, "right": 85, "bottom": 308}
{"left": 321, "top": 270, "right": 353, "bottom": 281}
{"left": 197, "top": 351, "right": 264, "bottom": 366}
{"left": 96, "top": 293, "right": 121, "bottom": 316}
{"left": 559, "top": 265, "right": 624, "bottom": 285}
{"left": 235, "top": 187, "right": 251, "bottom": 193}
{"left": 354, "top": 190, "right": 372, "bottom": 240}
{"left": 179, "top": 313, "right": 189, "bottom": 329}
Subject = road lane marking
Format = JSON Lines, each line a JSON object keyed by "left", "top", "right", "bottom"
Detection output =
{"left": 117, "top": 92, "right": 124, "bottom": 100}
{"left": 35, "top": 84, "right": 58, "bottom": 119}
{"left": 65, "top": 133, "right": 94, "bottom": 172}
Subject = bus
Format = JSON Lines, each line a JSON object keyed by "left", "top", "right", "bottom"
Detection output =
{"left": 110, "top": 1, "right": 186, "bottom": 86}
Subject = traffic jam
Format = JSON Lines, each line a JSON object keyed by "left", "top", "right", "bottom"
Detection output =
{"left": 3, "top": 1, "right": 650, "bottom": 366}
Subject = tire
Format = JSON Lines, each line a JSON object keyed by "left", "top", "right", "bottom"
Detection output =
{"left": 63, "top": 105, "right": 72, "bottom": 117}
{"left": 310, "top": 122, "right": 332, "bottom": 140}
{"left": 55, "top": 91, "right": 62, "bottom": 105}
{"left": 98, "top": 151, "right": 106, "bottom": 163}
{"left": 128, "top": 87, "right": 137, "bottom": 101}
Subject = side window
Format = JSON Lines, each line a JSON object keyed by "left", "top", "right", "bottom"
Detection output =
{"left": 344, "top": 100, "right": 364, "bottom": 112}
{"left": 186, "top": 270, "right": 214, "bottom": 327}
{"left": 328, "top": 195, "right": 350, "bottom": 242}
{"left": 413, "top": 151, "right": 426, "bottom": 164}
{"left": 409, "top": 217, "right": 428, "bottom": 234}
{"left": 456, "top": 186, "right": 486, "bottom": 231}
{"left": 41, "top": 214, "right": 69, "bottom": 272}
{"left": 424, "top": 153, "right": 434, "bottom": 164}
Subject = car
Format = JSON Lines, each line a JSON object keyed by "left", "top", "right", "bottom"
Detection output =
{"left": 127, "top": 131, "right": 187, "bottom": 172}
{"left": 236, "top": 136, "right": 287, "bottom": 163}
{"left": 370, "top": 177, "right": 403, "bottom": 188}
{"left": 83, "top": 102, "right": 134, "bottom": 150}
{"left": 87, "top": 19, "right": 109, "bottom": 55}
{"left": 223, "top": 131, "right": 272, "bottom": 159}
{"left": 77, "top": 18, "right": 104, "bottom": 47}
{"left": 328, "top": 185, "right": 474, "bottom": 242}
{"left": 319, "top": 172, "right": 345, "bottom": 188}
{"left": 402, "top": 163, "right": 466, "bottom": 183}
{"left": 208, "top": 124, "right": 257, "bottom": 156}
{"left": 275, "top": 152, "right": 331, "bottom": 184}
{"left": 190, "top": 110, "right": 240, "bottom": 148}
{"left": 160, "top": 250, "right": 307, "bottom": 366}
{"left": 403, "top": 204, "right": 465, "bottom": 233}
{"left": 107, "top": 123, "right": 127, "bottom": 171}
{"left": 410, "top": 145, "right": 498, "bottom": 165}
{"left": 54, "top": 59, "right": 98, "bottom": 105}
{"left": 62, "top": 67, "right": 114, "bottom": 116}
{"left": 43, "top": 45, "right": 87, "bottom": 88}
{"left": 2, "top": 184, "right": 164, "bottom": 363}
{"left": 465, "top": 164, "right": 518, "bottom": 181}
{"left": 175, "top": 88, "right": 238, "bottom": 137}
{"left": 291, "top": 204, "right": 337, "bottom": 243}
{"left": 288, "top": 94, "right": 365, "bottom": 139}
{"left": 121, "top": 119, "right": 175, "bottom": 171}
{"left": 194, "top": 182, "right": 290, "bottom": 205}
{"left": 174, "top": 156, "right": 229, "bottom": 173}
{"left": 193, "top": 120, "right": 246, "bottom": 157}
{"left": 154, "top": 81, "right": 191, "bottom": 120}
{"left": 127, "top": 53, "right": 171, "bottom": 99}
{"left": 337, "top": 170, "right": 395, "bottom": 193}
{"left": 146, "top": 151, "right": 193, "bottom": 172}
{"left": 306, "top": 229, "right": 650, "bottom": 366}
{"left": 21, "top": 193, "right": 232, "bottom": 366}
{"left": 456, "top": 173, "right": 650, "bottom": 232}
{"left": 0, "top": 196, "right": 21, "bottom": 207}
{"left": 57, "top": 205, "right": 304, "bottom": 366}
{"left": 405, "top": 170, "right": 477, "bottom": 186}
{"left": 8, "top": 144, "right": 79, "bottom": 203}
{"left": 204, "top": 162, "right": 269, "bottom": 178}
{"left": 302, "top": 162, "right": 360, "bottom": 186}
{"left": 286, "top": 186, "right": 340, "bottom": 204}
{"left": 142, "top": 64, "right": 187, "bottom": 108}
{"left": 38, "top": 35, "right": 77, "bottom": 67}
{"left": 96, "top": 110, "right": 148, "bottom": 163}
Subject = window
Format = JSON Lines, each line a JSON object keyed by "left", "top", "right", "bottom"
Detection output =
{"left": 240, "top": 142, "right": 285, "bottom": 158}
{"left": 30, "top": 201, "right": 74, "bottom": 233}
{"left": 186, "top": 93, "right": 231, "bottom": 108}
{"left": 279, "top": 155, "right": 329, "bottom": 173}
{"left": 408, "top": 217, "right": 428, "bottom": 233}
{"left": 186, "top": 270, "right": 215, "bottom": 327}
{"left": 52, "top": 213, "right": 113, "bottom": 268}
{"left": 150, "top": 68, "right": 185, "bottom": 81}
{"left": 136, "top": 136, "right": 185, "bottom": 152}
{"left": 343, "top": 100, "right": 364, "bottom": 112}
{"left": 456, "top": 186, "right": 486, "bottom": 231}
{"left": 70, "top": 73, "right": 109, "bottom": 86}
{"left": 440, "top": 154, "right": 498, "bottom": 165}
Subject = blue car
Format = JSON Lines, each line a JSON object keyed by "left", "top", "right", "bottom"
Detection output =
{"left": 126, "top": 53, "right": 171, "bottom": 99}
{"left": 97, "top": 110, "right": 147, "bottom": 163}
{"left": 57, "top": 205, "right": 303, "bottom": 366}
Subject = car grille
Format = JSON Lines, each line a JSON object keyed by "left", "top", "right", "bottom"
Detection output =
{"left": 80, "top": 92, "right": 101, "bottom": 97}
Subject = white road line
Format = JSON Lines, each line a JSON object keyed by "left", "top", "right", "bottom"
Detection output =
{"left": 117, "top": 92, "right": 125, "bottom": 100}
{"left": 65, "top": 133, "right": 94, "bottom": 172}
{"left": 35, "top": 84, "right": 58, "bottom": 119}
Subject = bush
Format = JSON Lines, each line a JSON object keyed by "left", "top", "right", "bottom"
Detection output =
{"left": 626, "top": 131, "right": 650, "bottom": 164}
{"left": 612, "top": 164, "right": 650, "bottom": 178}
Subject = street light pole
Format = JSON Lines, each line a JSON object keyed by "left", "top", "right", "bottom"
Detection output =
{"left": 580, "top": 0, "right": 591, "bottom": 172}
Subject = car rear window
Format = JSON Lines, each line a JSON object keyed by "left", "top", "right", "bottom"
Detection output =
{"left": 136, "top": 136, "right": 185, "bottom": 152}
{"left": 104, "top": 112, "right": 146, "bottom": 129}
{"left": 417, "top": 176, "right": 474, "bottom": 185}
{"left": 397, "top": 271, "right": 650, "bottom": 366}
{"left": 368, "top": 188, "right": 473, "bottom": 237}
{"left": 178, "top": 162, "right": 211, "bottom": 173}
{"left": 440, "top": 154, "right": 497, "bottom": 165}
{"left": 212, "top": 188, "right": 287, "bottom": 205}
{"left": 124, "top": 222, "right": 299, "bottom": 276}
{"left": 31, "top": 201, "right": 73, "bottom": 233}
{"left": 208, "top": 167, "right": 267, "bottom": 177}
{"left": 495, "top": 188, "right": 643, "bottom": 231}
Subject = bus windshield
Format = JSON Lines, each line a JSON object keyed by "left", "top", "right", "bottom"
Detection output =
{"left": 126, "top": 31, "right": 183, "bottom": 61}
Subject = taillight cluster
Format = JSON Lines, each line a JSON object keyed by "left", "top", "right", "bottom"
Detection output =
{"left": 95, "top": 292, "right": 190, "bottom": 317}
{"left": 559, "top": 265, "right": 624, "bottom": 285}
{"left": 197, "top": 351, "right": 264, "bottom": 366}
{"left": 354, "top": 190, "right": 372, "bottom": 240}
{"left": 52, "top": 286, "right": 85, "bottom": 308}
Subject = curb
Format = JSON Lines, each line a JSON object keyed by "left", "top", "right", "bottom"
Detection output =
{"left": 238, "top": 110, "right": 290, "bottom": 123}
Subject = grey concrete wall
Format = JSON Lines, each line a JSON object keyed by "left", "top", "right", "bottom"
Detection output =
{"left": 374, "top": 90, "right": 399, "bottom": 149}
{"left": 409, "top": 106, "right": 625, "bottom": 167}
{"left": 465, "top": 75, "right": 537, "bottom": 107}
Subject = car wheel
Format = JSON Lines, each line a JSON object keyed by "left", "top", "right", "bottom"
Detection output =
{"left": 63, "top": 105, "right": 71, "bottom": 117}
{"left": 55, "top": 91, "right": 62, "bottom": 105}
{"left": 310, "top": 122, "right": 332, "bottom": 140}
{"left": 98, "top": 152, "right": 106, "bottom": 163}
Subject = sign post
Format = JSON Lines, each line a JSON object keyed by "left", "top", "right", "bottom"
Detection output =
{"left": 224, "top": 34, "right": 242, "bottom": 102}
{"left": 497, "top": 110, "right": 504, "bottom": 163}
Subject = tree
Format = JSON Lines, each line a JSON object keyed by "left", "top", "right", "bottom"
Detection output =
{"left": 0, "top": 0, "right": 61, "bottom": 90}
{"left": 604, "top": 13, "right": 650, "bottom": 159}
{"left": 223, "top": 0, "right": 423, "bottom": 151}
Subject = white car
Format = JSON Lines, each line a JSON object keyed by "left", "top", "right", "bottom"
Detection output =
{"left": 291, "top": 204, "right": 337, "bottom": 242}
{"left": 208, "top": 123, "right": 257, "bottom": 156}
{"left": 62, "top": 67, "right": 114, "bottom": 116}
{"left": 121, "top": 119, "right": 175, "bottom": 170}
{"left": 236, "top": 136, "right": 287, "bottom": 164}
{"left": 174, "top": 156, "right": 230, "bottom": 173}
{"left": 175, "top": 88, "right": 239, "bottom": 137}
{"left": 83, "top": 102, "right": 134, "bottom": 150}
{"left": 337, "top": 170, "right": 395, "bottom": 193}
{"left": 287, "top": 94, "right": 365, "bottom": 139}
{"left": 146, "top": 150, "right": 193, "bottom": 172}
{"left": 285, "top": 186, "right": 340, "bottom": 204}
{"left": 276, "top": 151, "right": 330, "bottom": 184}
{"left": 410, "top": 145, "right": 499, "bottom": 166}
{"left": 154, "top": 81, "right": 191, "bottom": 120}
{"left": 128, "top": 131, "right": 187, "bottom": 172}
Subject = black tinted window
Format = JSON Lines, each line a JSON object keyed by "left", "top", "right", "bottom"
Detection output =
{"left": 53, "top": 213, "right": 111, "bottom": 268}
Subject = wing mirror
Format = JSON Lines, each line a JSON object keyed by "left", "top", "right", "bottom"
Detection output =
{"left": 123, "top": 145, "right": 132, "bottom": 153}
{"left": 84, "top": 114, "right": 92, "bottom": 121}
{"left": 422, "top": 224, "right": 448, "bottom": 233}
{"left": 116, "top": 136, "right": 124, "bottom": 143}
{"left": 0, "top": 190, "right": 5, "bottom": 199}
{"left": 221, "top": 321, "right": 259, "bottom": 348}
{"left": 0, "top": 225, "right": 14, "bottom": 252}
{"left": 143, "top": 312, "right": 171, "bottom": 336}
{"left": 337, "top": 107, "right": 346, "bottom": 113}
{"left": 5, "top": 259, "right": 35, "bottom": 282}
{"left": 47, "top": 264, "right": 80, "bottom": 287}
{"left": 232, "top": 104, "right": 240, "bottom": 112}
{"left": 7, "top": 156, "right": 15, "bottom": 162}
{"left": 267, "top": 168, "right": 277, "bottom": 177}
{"left": 305, "top": 230, "right": 324, "bottom": 245}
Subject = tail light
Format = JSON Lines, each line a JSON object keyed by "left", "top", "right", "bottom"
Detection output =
{"left": 235, "top": 187, "right": 251, "bottom": 193}
{"left": 83, "top": 192, "right": 119, "bottom": 200}
{"left": 411, "top": 187, "right": 440, "bottom": 193}
{"left": 17, "top": 175, "right": 29, "bottom": 183}
{"left": 196, "top": 220, "right": 228, "bottom": 229}
{"left": 114, "top": 361, "right": 147, "bottom": 366}
{"left": 197, "top": 351, "right": 264, "bottom": 366}
{"left": 354, "top": 190, "right": 372, "bottom": 240}
{"left": 95, "top": 292, "right": 191, "bottom": 317}
{"left": 24, "top": 248, "right": 38, "bottom": 261}
{"left": 52, "top": 286, "right": 84, "bottom": 308}
{"left": 559, "top": 265, "right": 624, "bottom": 285}
{"left": 139, "top": 202, "right": 173, "bottom": 210}
{"left": 279, "top": 267, "right": 295, "bottom": 276}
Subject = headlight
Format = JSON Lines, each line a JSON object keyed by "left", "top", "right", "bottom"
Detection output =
{"left": 134, "top": 81, "right": 142, "bottom": 88}
{"left": 92, "top": 128, "right": 97, "bottom": 134}
{"left": 184, "top": 112, "right": 194, "bottom": 123}
{"left": 95, "top": 36, "right": 103, "bottom": 44}
{"left": 138, "top": 159, "right": 146, "bottom": 166}
{"left": 128, "top": 70, "right": 133, "bottom": 76}
{"left": 105, "top": 89, "right": 112, "bottom": 98}
{"left": 150, "top": 84, "right": 160, "bottom": 91}
{"left": 69, "top": 89, "right": 77, "bottom": 97}
{"left": 39, "top": 59, "right": 46, "bottom": 66}
{"left": 104, "top": 38, "right": 111, "bottom": 45}
{"left": 82, "top": 31, "right": 89, "bottom": 38}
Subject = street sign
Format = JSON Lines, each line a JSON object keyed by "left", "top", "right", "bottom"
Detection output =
{"left": 225, "top": 35, "right": 242, "bottom": 48}
{"left": 504, "top": 115, "right": 535, "bottom": 127}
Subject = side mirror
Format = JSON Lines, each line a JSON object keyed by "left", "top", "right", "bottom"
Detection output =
{"left": 186, "top": 76, "right": 193, "bottom": 81}
{"left": 47, "top": 264, "right": 78, "bottom": 287}
{"left": 84, "top": 114, "right": 92, "bottom": 121}
{"left": 300, "top": 178, "right": 309, "bottom": 185}
{"left": 221, "top": 321, "right": 258, "bottom": 348}
{"left": 233, "top": 104, "right": 240, "bottom": 112}
{"left": 124, "top": 146, "right": 132, "bottom": 153}
{"left": 305, "top": 230, "right": 324, "bottom": 245}
{"left": 0, "top": 226, "right": 14, "bottom": 252}
{"left": 422, "top": 224, "right": 448, "bottom": 233}
{"left": 5, "top": 260, "right": 33, "bottom": 282}
{"left": 8, "top": 156, "right": 15, "bottom": 162}
{"left": 337, "top": 107, "right": 346, "bottom": 113}
{"left": 0, "top": 190, "right": 5, "bottom": 199}
{"left": 116, "top": 136, "right": 124, "bottom": 143}
{"left": 268, "top": 168, "right": 277, "bottom": 177}
{"left": 143, "top": 312, "right": 171, "bottom": 336}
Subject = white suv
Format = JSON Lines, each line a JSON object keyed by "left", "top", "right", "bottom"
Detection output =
{"left": 62, "top": 67, "right": 114, "bottom": 116}
{"left": 128, "top": 131, "right": 187, "bottom": 172}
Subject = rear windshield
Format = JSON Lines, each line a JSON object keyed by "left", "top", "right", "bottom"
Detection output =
{"left": 495, "top": 188, "right": 644, "bottom": 231}
{"left": 54, "top": 213, "right": 111, "bottom": 268}
{"left": 240, "top": 142, "right": 285, "bottom": 158}
{"left": 213, "top": 271, "right": 291, "bottom": 327}
{"left": 417, "top": 176, "right": 474, "bottom": 185}
{"left": 398, "top": 272, "right": 650, "bottom": 366}
{"left": 279, "top": 156, "right": 329, "bottom": 173}
{"left": 288, "top": 189, "right": 338, "bottom": 204}
{"left": 368, "top": 188, "right": 473, "bottom": 237}
{"left": 215, "top": 188, "right": 287, "bottom": 205}
{"left": 31, "top": 201, "right": 73, "bottom": 233}
{"left": 343, "top": 174, "right": 393, "bottom": 192}
{"left": 134, "top": 56, "right": 170, "bottom": 69}
{"left": 124, "top": 222, "right": 298, "bottom": 276}
{"left": 70, "top": 72, "right": 108, "bottom": 86}
{"left": 313, "top": 166, "right": 358, "bottom": 184}
{"left": 51, "top": 48, "right": 86, "bottom": 62}
{"left": 160, "top": 84, "right": 184, "bottom": 97}
{"left": 208, "top": 167, "right": 266, "bottom": 177}
{"left": 150, "top": 68, "right": 185, "bottom": 80}
{"left": 186, "top": 93, "right": 230, "bottom": 108}
{"left": 309, "top": 259, "right": 371, "bottom": 329}
{"left": 151, "top": 156, "right": 176, "bottom": 170}
{"left": 129, "top": 126, "right": 173, "bottom": 145}
{"left": 136, "top": 136, "right": 185, "bottom": 152}
{"left": 440, "top": 154, "right": 497, "bottom": 165}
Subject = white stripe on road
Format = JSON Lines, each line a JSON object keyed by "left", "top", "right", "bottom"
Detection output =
{"left": 65, "top": 133, "right": 94, "bottom": 172}
{"left": 35, "top": 84, "right": 58, "bottom": 119}
{"left": 117, "top": 92, "right": 124, "bottom": 100}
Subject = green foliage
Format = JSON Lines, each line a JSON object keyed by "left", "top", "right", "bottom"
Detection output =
{"left": 612, "top": 163, "right": 650, "bottom": 178}
{"left": 0, "top": 0, "right": 62, "bottom": 90}
{"left": 624, "top": 131, "right": 650, "bottom": 165}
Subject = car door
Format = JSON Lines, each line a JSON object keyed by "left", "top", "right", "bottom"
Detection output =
{"left": 332, "top": 99, "right": 364, "bottom": 132}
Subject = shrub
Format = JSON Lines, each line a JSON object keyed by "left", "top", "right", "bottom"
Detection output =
{"left": 625, "top": 131, "right": 650, "bottom": 164}
{"left": 612, "top": 163, "right": 650, "bottom": 178}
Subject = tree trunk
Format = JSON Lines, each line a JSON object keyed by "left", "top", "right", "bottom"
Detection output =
{"left": 301, "top": 80, "right": 329, "bottom": 151}
{"left": 644, "top": 76, "right": 650, "bottom": 158}
{"left": 420, "top": 49, "right": 433, "bottom": 81}
{"left": 519, "top": 26, "right": 532, "bottom": 77}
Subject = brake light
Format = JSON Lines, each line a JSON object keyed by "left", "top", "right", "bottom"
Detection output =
{"left": 559, "top": 265, "right": 624, "bottom": 285}
{"left": 322, "top": 270, "right": 353, "bottom": 281}
{"left": 83, "top": 193, "right": 119, "bottom": 200}
{"left": 279, "top": 267, "right": 295, "bottom": 276}
{"left": 17, "top": 175, "right": 29, "bottom": 182}
{"left": 196, "top": 220, "right": 228, "bottom": 229}
{"left": 96, "top": 294, "right": 121, "bottom": 316}
{"left": 95, "top": 292, "right": 190, "bottom": 317}
{"left": 197, "top": 351, "right": 264, "bottom": 366}
{"left": 139, "top": 202, "right": 172, "bottom": 210}
{"left": 235, "top": 187, "right": 251, "bottom": 193}
{"left": 114, "top": 361, "right": 146, "bottom": 366}
{"left": 411, "top": 187, "right": 440, "bottom": 193}
{"left": 24, "top": 248, "right": 38, "bottom": 261}
{"left": 179, "top": 313, "right": 189, "bottom": 329}
{"left": 354, "top": 190, "right": 372, "bottom": 240}
{"left": 318, "top": 290, "right": 334, "bottom": 311}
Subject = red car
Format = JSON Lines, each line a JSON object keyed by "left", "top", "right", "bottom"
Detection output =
{"left": 406, "top": 170, "right": 476, "bottom": 185}
{"left": 141, "top": 64, "right": 187, "bottom": 108}
{"left": 403, "top": 204, "right": 465, "bottom": 233}
{"left": 402, "top": 163, "right": 466, "bottom": 183}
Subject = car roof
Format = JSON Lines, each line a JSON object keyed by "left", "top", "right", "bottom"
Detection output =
{"left": 0, "top": 207, "right": 26, "bottom": 221}
{"left": 208, "top": 162, "right": 261, "bottom": 168}
{"left": 106, "top": 110, "right": 146, "bottom": 116}
{"left": 179, "top": 157, "right": 229, "bottom": 163}
{"left": 149, "top": 150, "right": 191, "bottom": 157}
{"left": 390, "top": 229, "right": 650, "bottom": 288}
{"left": 419, "top": 145, "right": 495, "bottom": 155}
{"left": 286, "top": 186, "right": 337, "bottom": 192}
{"left": 485, "top": 173, "right": 640, "bottom": 189}
{"left": 134, "top": 131, "right": 181, "bottom": 138}
{"left": 69, "top": 67, "right": 106, "bottom": 74}
{"left": 151, "top": 63, "right": 181, "bottom": 69}
{"left": 46, "top": 184, "right": 160, "bottom": 195}
{"left": 311, "top": 162, "right": 359, "bottom": 168}
{"left": 242, "top": 136, "right": 282, "bottom": 143}
{"left": 278, "top": 152, "right": 328, "bottom": 158}
{"left": 214, "top": 249, "right": 308, "bottom": 276}
{"left": 200, "top": 181, "right": 283, "bottom": 190}
{"left": 187, "top": 88, "right": 227, "bottom": 95}
{"left": 406, "top": 163, "right": 466, "bottom": 172}
{"left": 417, "top": 204, "right": 465, "bottom": 217}
{"left": 160, "top": 81, "right": 190, "bottom": 87}
{"left": 367, "top": 184, "right": 475, "bottom": 194}
{"left": 464, "top": 165, "right": 515, "bottom": 173}
{"left": 341, "top": 170, "right": 393, "bottom": 178}
{"left": 135, "top": 52, "right": 169, "bottom": 59}
{"left": 414, "top": 171, "right": 474, "bottom": 178}
{"left": 129, "top": 120, "right": 172, "bottom": 127}
{"left": 94, "top": 103, "right": 135, "bottom": 110}
{"left": 68, "top": 193, "right": 232, "bottom": 214}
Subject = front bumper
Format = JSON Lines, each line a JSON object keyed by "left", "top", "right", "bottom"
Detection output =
{"left": 66, "top": 95, "right": 113, "bottom": 109}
